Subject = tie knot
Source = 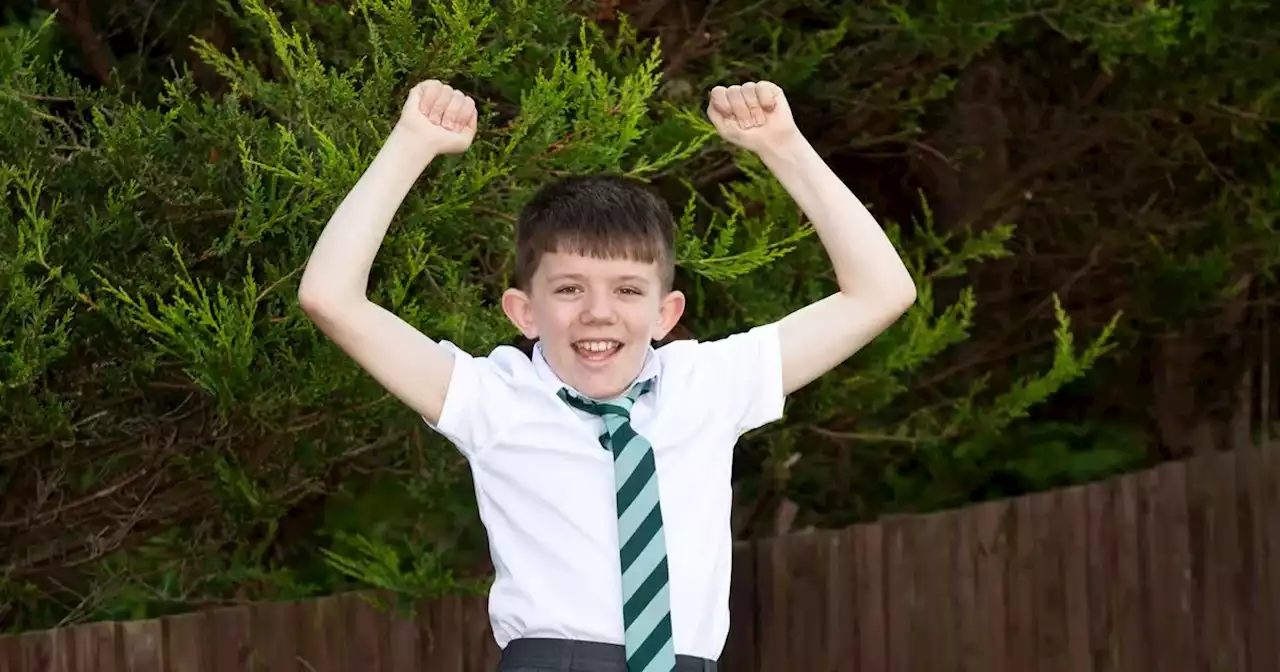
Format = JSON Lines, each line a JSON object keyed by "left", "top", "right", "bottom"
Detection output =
{"left": 558, "top": 378, "right": 653, "bottom": 419}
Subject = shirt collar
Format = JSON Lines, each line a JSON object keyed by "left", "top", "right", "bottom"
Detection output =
{"left": 532, "top": 340, "right": 662, "bottom": 402}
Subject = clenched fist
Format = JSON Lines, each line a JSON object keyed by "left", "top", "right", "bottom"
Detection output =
{"left": 707, "top": 81, "right": 800, "bottom": 155}
{"left": 396, "top": 80, "right": 478, "bottom": 156}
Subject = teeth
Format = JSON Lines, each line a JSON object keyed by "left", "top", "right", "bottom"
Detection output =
{"left": 576, "top": 340, "right": 619, "bottom": 353}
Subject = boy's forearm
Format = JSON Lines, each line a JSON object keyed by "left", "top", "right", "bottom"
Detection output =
{"left": 758, "top": 136, "right": 915, "bottom": 301}
{"left": 299, "top": 125, "right": 437, "bottom": 305}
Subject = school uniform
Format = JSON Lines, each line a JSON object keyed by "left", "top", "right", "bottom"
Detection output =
{"left": 427, "top": 323, "right": 786, "bottom": 672}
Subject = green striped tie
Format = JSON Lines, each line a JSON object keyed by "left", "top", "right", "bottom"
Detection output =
{"left": 559, "top": 379, "right": 677, "bottom": 672}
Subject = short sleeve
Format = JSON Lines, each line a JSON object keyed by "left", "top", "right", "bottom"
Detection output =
{"left": 687, "top": 322, "right": 786, "bottom": 435}
{"left": 424, "top": 341, "right": 520, "bottom": 458}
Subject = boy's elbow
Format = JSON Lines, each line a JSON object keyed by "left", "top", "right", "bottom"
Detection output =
{"left": 874, "top": 274, "right": 916, "bottom": 317}
{"left": 297, "top": 281, "right": 354, "bottom": 321}
{"left": 297, "top": 285, "right": 324, "bottom": 317}
{"left": 896, "top": 280, "right": 918, "bottom": 311}
{"left": 296, "top": 275, "right": 327, "bottom": 315}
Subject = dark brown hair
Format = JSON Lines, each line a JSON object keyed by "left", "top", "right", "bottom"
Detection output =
{"left": 513, "top": 174, "right": 676, "bottom": 291}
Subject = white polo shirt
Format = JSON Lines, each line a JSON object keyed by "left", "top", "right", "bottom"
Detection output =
{"left": 427, "top": 322, "right": 785, "bottom": 661}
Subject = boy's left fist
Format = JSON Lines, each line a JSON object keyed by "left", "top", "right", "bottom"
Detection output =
{"left": 707, "top": 81, "right": 799, "bottom": 153}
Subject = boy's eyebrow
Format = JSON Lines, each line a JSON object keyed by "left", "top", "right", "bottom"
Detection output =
{"left": 547, "top": 272, "right": 651, "bottom": 285}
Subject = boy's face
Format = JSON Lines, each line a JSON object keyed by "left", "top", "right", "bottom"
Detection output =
{"left": 502, "top": 251, "right": 685, "bottom": 400}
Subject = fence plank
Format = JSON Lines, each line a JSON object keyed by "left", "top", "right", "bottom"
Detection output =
{"left": 722, "top": 543, "right": 758, "bottom": 672}
{"left": 1115, "top": 472, "right": 1147, "bottom": 671}
{"left": 164, "top": 612, "right": 206, "bottom": 672}
{"left": 1264, "top": 447, "right": 1280, "bottom": 665}
{"left": 823, "top": 528, "right": 858, "bottom": 672}
{"left": 1193, "top": 451, "right": 1245, "bottom": 670}
{"left": 1032, "top": 491, "right": 1066, "bottom": 672}
{"left": 1, "top": 637, "right": 21, "bottom": 672}
{"left": 914, "top": 512, "right": 956, "bottom": 672}
{"left": 1166, "top": 460, "right": 1197, "bottom": 672}
{"left": 297, "top": 596, "right": 345, "bottom": 672}
{"left": 120, "top": 621, "right": 162, "bottom": 672}
{"left": 249, "top": 600, "right": 298, "bottom": 672}
{"left": 420, "top": 594, "right": 464, "bottom": 672}
{"left": 1145, "top": 462, "right": 1195, "bottom": 672}
{"left": 977, "top": 501, "right": 1010, "bottom": 672}
{"left": 462, "top": 595, "right": 499, "bottom": 672}
{"left": 1136, "top": 468, "right": 1167, "bottom": 672}
{"left": 1236, "top": 447, "right": 1274, "bottom": 671}
{"left": 50, "top": 625, "right": 75, "bottom": 672}
{"left": 342, "top": 593, "right": 388, "bottom": 672}
{"left": 1084, "top": 480, "right": 1115, "bottom": 671}
{"left": 803, "top": 532, "right": 834, "bottom": 665}
{"left": 1266, "top": 447, "right": 1280, "bottom": 657}
{"left": 20, "top": 631, "right": 52, "bottom": 672}
{"left": 1004, "top": 497, "right": 1036, "bottom": 671}
{"left": 952, "top": 505, "right": 981, "bottom": 672}
{"left": 72, "top": 622, "right": 119, "bottom": 672}
{"left": 1218, "top": 450, "right": 1248, "bottom": 670}
{"left": 1057, "top": 485, "right": 1091, "bottom": 672}
{"left": 1185, "top": 455, "right": 1209, "bottom": 670}
{"left": 852, "top": 522, "right": 886, "bottom": 672}
{"left": 899, "top": 517, "right": 926, "bottom": 672}
{"left": 882, "top": 516, "right": 912, "bottom": 672}
{"left": 208, "top": 607, "right": 252, "bottom": 672}
{"left": 754, "top": 536, "right": 788, "bottom": 671}
{"left": 385, "top": 599, "right": 421, "bottom": 672}
{"left": 785, "top": 532, "right": 828, "bottom": 671}
{"left": 0, "top": 636, "right": 22, "bottom": 672}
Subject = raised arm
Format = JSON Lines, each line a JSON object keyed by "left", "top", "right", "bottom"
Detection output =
{"left": 706, "top": 82, "right": 918, "bottom": 396}
{"left": 298, "top": 80, "right": 477, "bottom": 424}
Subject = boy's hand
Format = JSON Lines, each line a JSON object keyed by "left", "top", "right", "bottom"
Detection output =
{"left": 396, "top": 80, "right": 478, "bottom": 156}
{"left": 707, "top": 81, "right": 800, "bottom": 154}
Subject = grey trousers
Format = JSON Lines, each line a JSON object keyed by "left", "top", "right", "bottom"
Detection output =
{"left": 497, "top": 638, "right": 718, "bottom": 672}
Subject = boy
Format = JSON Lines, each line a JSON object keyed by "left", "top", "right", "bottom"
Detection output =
{"left": 298, "top": 79, "right": 916, "bottom": 671}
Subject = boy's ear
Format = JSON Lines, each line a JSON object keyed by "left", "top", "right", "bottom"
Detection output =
{"left": 501, "top": 288, "right": 538, "bottom": 338}
{"left": 651, "top": 289, "right": 686, "bottom": 340}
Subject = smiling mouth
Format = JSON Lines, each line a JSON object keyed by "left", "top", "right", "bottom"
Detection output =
{"left": 573, "top": 340, "right": 622, "bottom": 362}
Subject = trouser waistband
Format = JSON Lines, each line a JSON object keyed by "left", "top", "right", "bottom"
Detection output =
{"left": 498, "top": 638, "right": 718, "bottom": 672}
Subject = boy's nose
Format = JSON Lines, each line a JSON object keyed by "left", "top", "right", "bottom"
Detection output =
{"left": 579, "top": 294, "right": 617, "bottom": 323}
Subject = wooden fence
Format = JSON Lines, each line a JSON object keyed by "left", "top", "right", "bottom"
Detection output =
{"left": 2, "top": 446, "right": 1278, "bottom": 671}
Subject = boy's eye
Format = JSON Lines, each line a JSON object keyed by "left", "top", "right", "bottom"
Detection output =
{"left": 619, "top": 287, "right": 642, "bottom": 296}
{"left": 556, "top": 285, "right": 581, "bottom": 295}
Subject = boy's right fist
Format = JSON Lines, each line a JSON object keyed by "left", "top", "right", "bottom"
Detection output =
{"left": 397, "top": 80, "right": 477, "bottom": 156}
